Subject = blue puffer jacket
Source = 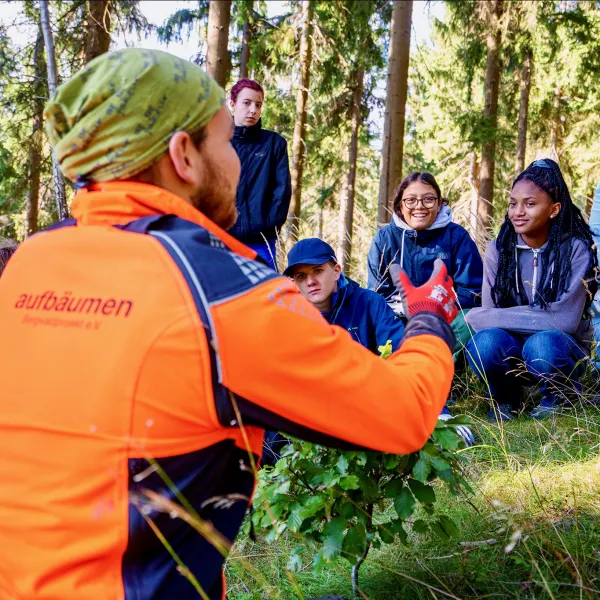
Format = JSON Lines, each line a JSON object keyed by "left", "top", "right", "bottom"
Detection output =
{"left": 324, "top": 275, "right": 405, "bottom": 354}
{"left": 367, "top": 206, "right": 483, "bottom": 308}
{"left": 228, "top": 119, "right": 292, "bottom": 244}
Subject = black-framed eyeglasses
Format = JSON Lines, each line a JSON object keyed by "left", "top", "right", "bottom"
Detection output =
{"left": 402, "top": 196, "right": 438, "bottom": 209}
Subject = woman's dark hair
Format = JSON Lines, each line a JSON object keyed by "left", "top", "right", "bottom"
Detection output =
{"left": 0, "top": 238, "right": 17, "bottom": 276}
{"left": 392, "top": 172, "right": 442, "bottom": 214}
{"left": 491, "top": 158, "right": 598, "bottom": 310}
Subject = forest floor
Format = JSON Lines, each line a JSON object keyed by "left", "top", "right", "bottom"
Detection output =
{"left": 225, "top": 373, "right": 600, "bottom": 600}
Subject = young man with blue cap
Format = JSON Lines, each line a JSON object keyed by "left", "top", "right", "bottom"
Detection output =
{"left": 285, "top": 238, "right": 475, "bottom": 445}
{"left": 284, "top": 238, "right": 405, "bottom": 353}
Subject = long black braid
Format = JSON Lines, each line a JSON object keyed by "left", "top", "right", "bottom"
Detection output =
{"left": 491, "top": 158, "right": 598, "bottom": 312}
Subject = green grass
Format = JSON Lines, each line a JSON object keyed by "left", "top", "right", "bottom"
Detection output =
{"left": 225, "top": 379, "right": 600, "bottom": 599}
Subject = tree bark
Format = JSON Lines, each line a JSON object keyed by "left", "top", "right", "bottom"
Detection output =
{"left": 39, "top": 0, "right": 69, "bottom": 220}
{"left": 84, "top": 0, "right": 111, "bottom": 64}
{"left": 478, "top": 0, "right": 502, "bottom": 236}
{"left": 240, "top": 7, "right": 251, "bottom": 78}
{"left": 377, "top": 0, "right": 413, "bottom": 228}
{"left": 206, "top": 0, "right": 231, "bottom": 88}
{"left": 26, "top": 27, "right": 46, "bottom": 237}
{"left": 515, "top": 48, "right": 531, "bottom": 175}
{"left": 467, "top": 151, "right": 480, "bottom": 241}
{"left": 287, "top": 0, "right": 314, "bottom": 243}
{"left": 339, "top": 67, "right": 364, "bottom": 274}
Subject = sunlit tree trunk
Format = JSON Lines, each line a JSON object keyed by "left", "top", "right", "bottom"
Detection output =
{"left": 377, "top": 0, "right": 412, "bottom": 228}
{"left": 340, "top": 67, "right": 364, "bottom": 274}
{"left": 478, "top": 0, "right": 502, "bottom": 236}
{"left": 39, "top": 0, "right": 68, "bottom": 220}
{"left": 287, "top": 0, "right": 313, "bottom": 243}
{"left": 206, "top": 0, "right": 231, "bottom": 88}
{"left": 26, "top": 26, "right": 46, "bottom": 237}
{"left": 515, "top": 48, "right": 531, "bottom": 174}
{"left": 467, "top": 151, "right": 480, "bottom": 242}
{"left": 84, "top": 0, "right": 111, "bottom": 64}
{"left": 240, "top": 6, "right": 251, "bottom": 78}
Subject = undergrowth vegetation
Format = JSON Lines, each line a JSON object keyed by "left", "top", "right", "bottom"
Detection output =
{"left": 225, "top": 369, "right": 600, "bottom": 600}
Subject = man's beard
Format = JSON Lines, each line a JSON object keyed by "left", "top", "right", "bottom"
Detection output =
{"left": 191, "top": 152, "right": 238, "bottom": 230}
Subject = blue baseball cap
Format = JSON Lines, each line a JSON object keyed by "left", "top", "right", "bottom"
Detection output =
{"left": 283, "top": 238, "right": 338, "bottom": 277}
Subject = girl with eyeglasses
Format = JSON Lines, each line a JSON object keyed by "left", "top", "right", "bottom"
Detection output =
{"left": 368, "top": 171, "right": 483, "bottom": 356}
{"left": 465, "top": 159, "right": 598, "bottom": 420}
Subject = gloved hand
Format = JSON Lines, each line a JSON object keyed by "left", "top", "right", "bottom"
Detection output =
{"left": 389, "top": 259, "right": 458, "bottom": 325}
{"left": 438, "top": 406, "right": 475, "bottom": 447}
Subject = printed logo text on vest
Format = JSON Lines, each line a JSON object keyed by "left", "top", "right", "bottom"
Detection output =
{"left": 15, "top": 292, "right": 133, "bottom": 317}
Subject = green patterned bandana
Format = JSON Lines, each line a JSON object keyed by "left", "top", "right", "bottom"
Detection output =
{"left": 44, "top": 48, "right": 225, "bottom": 183}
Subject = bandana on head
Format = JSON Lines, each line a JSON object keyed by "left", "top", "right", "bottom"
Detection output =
{"left": 44, "top": 48, "right": 225, "bottom": 183}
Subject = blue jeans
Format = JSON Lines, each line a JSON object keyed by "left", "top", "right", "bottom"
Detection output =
{"left": 465, "top": 329, "right": 586, "bottom": 408}
{"left": 246, "top": 238, "right": 278, "bottom": 272}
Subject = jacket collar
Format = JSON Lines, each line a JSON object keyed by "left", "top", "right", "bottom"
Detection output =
{"left": 71, "top": 181, "right": 256, "bottom": 258}
{"left": 233, "top": 118, "right": 263, "bottom": 141}
{"left": 327, "top": 274, "right": 356, "bottom": 321}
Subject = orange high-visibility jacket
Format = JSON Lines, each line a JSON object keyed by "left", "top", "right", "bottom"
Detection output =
{"left": 0, "top": 182, "right": 454, "bottom": 600}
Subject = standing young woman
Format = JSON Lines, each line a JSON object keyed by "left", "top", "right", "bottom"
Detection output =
{"left": 228, "top": 79, "right": 291, "bottom": 270}
{"left": 368, "top": 172, "right": 483, "bottom": 359}
{"left": 465, "top": 159, "right": 598, "bottom": 420}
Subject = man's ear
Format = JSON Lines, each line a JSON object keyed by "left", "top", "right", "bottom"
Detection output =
{"left": 333, "top": 263, "right": 342, "bottom": 279}
{"left": 167, "top": 131, "right": 202, "bottom": 187}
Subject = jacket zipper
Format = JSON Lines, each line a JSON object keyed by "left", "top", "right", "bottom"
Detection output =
{"left": 532, "top": 249, "right": 539, "bottom": 299}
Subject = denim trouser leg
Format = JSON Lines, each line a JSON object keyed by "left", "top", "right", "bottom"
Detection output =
{"left": 521, "top": 331, "right": 586, "bottom": 404}
{"left": 465, "top": 328, "right": 525, "bottom": 408}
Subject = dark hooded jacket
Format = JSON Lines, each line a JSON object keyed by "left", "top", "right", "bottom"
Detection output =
{"left": 228, "top": 119, "right": 291, "bottom": 243}
{"left": 324, "top": 275, "right": 405, "bottom": 354}
{"left": 367, "top": 206, "right": 483, "bottom": 309}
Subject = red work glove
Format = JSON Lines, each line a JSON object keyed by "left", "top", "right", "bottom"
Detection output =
{"left": 389, "top": 259, "right": 458, "bottom": 325}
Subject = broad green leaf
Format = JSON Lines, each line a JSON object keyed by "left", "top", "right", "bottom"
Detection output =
{"left": 339, "top": 499, "right": 357, "bottom": 519}
{"left": 297, "top": 495, "right": 326, "bottom": 519}
{"left": 342, "top": 523, "right": 367, "bottom": 564}
{"left": 433, "top": 427, "right": 460, "bottom": 450}
{"left": 287, "top": 507, "right": 304, "bottom": 532}
{"left": 412, "top": 457, "right": 432, "bottom": 483}
{"left": 439, "top": 515, "right": 460, "bottom": 539}
{"left": 322, "top": 517, "right": 347, "bottom": 560}
{"left": 339, "top": 474, "right": 360, "bottom": 490}
{"left": 430, "top": 520, "right": 451, "bottom": 540}
{"left": 378, "top": 523, "right": 395, "bottom": 544}
{"left": 313, "top": 550, "right": 327, "bottom": 573}
{"left": 431, "top": 457, "right": 452, "bottom": 473}
{"left": 383, "top": 478, "right": 404, "bottom": 498}
{"left": 408, "top": 479, "right": 436, "bottom": 505}
{"left": 383, "top": 454, "right": 400, "bottom": 470}
{"left": 393, "top": 486, "right": 416, "bottom": 519}
{"left": 388, "top": 518, "right": 408, "bottom": 544}
{"left": 412, "top": 518, "right": 429, "bottom": 534}
{"left": 336, "top": 454, "right": 349, "bottom": 474}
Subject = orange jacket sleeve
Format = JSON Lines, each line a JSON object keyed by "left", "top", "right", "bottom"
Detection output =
{"left": 210, "top": 278, "right": 454, "bottom": 455}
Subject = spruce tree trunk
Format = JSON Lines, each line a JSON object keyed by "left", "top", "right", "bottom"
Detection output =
{"left": 287, "top": 0, "right": 314, "bottom": 243}
{"left": 39, "top": 0, "right": 69, "bottom": 220}
{"left": 377, "top": 0, "right": 413, "bottom": 228}
{"left": 26, "top": 27, "right": 45, "bottom": 237}
{"left": 478, "top": 0, "right": 502, "bottom": 236}
{"left": 240, "top": 9, "right": 251, "bottom": 78}
{"left": 340, "top": 67, "right": 364, "bottom": 274}
{"left": 515, "top": 49, "right": 531, "bottom": 174}
{"left": 467, "top": 151, "right": 480, "bottom": 241}
{"left": 84, "top": 0, "right": 111, "bottom": 64}
{"left": 207, "top": 0, "right": 231, "bottom": 88}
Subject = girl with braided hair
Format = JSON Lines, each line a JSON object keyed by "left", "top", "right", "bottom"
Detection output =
{"left": 465, "top": 159, "right": 598, "bottom": 420}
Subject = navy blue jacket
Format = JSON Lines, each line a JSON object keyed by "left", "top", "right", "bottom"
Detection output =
{"left": 324, "top": 275, "right": 405, "bottom": 354}
{"left": 367, "top": 206, "right": 483, "bottom": 309}
{"left": 228, "top": 119, "right": 291, "bottom": 243}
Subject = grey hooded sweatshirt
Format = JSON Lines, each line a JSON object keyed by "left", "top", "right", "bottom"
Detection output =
{"left": 465, "top": 236, "right": 593, "bottom": 345}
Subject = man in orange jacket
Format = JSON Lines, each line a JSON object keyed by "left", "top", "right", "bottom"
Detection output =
{"left": 0, "top": 49, "right": 456, "bottom": 600}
